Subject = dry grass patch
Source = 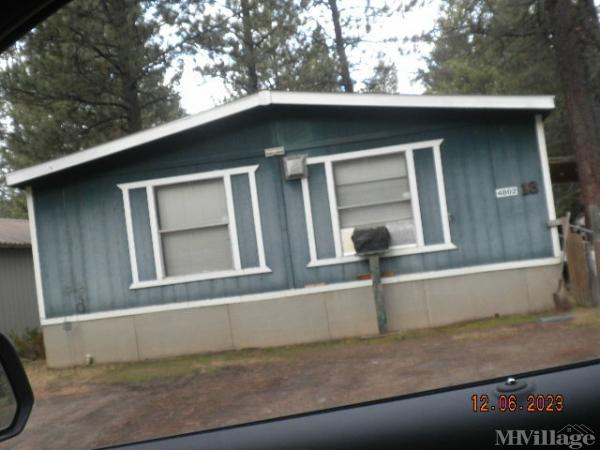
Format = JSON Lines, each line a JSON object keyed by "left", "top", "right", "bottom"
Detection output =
{"left": 571, "top": 307, "right": 600, "bottom": 328}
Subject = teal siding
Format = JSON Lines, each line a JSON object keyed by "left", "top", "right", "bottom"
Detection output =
{"left": 272, "top": 110, "right": 553, "bottom": 286}
{"left": 414, "top": 148, "right": 444, "bottom": 245}
{"left": 130, "top": 188, "right": 156, "bottom": 281}
{"left": 36, "top": 178, "right": 133, "bottom": 317}
{"left": 31, "top": 108, "right": 555, "bottom": 318}
{"left": 231, "top": 173, "right": 260, "bottom": 269}
{"left": 308, "top": 163, "right": 336, "bottom": 260}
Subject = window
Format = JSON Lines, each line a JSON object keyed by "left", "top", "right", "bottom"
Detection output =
{"left": 333, "top": 152, "right": 416, "bottom": 255}
{"left": 119, "top": 165, "right": 270, "bottom": 288}
{"left": 155, "top": 178, "right": 232, "bottom": 276}
{"left": 302, "top": 139, "right": 455, "bottom": 266}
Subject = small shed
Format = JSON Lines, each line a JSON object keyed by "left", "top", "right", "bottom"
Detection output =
{"left": 6, "top": 91, "right": 562, "bottom": 367}
{"left": 0, "top": 218, "right": 39, "bottom": 334}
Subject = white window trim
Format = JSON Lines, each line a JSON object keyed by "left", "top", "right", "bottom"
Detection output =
{"left": 146, "top": 185, "right": 165, "bottom": 279}
{"left": 535, "top": 114, "right": 561, "bottom": 258}
{"left": 324, "top": 160, "right": 343, "bottom": 257}
{"left": 129, "top": 266, "right": 272, "bottom": 289}
{"left": 223, "top": 175, "right": 242, "bottom": 271}
{"left": 306, "top": 243, "right": 457, "bottom": 267}
{"left": 119, "top": 165, "right": 270, "bottom": 289}
{"left": 405, "top": 148, "right": 425, "bottom": 247}
{"left": 433, "top": 143, "right": 452, "bottom": 244}
{"left": 26, "top": 188, "right": 47, "bottom": 322}
{"left": 302, "top": 138, "right": 455, "bottom": 266}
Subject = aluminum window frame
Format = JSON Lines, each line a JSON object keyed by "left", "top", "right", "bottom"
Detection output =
{"left": 333, "top": 150, "right": 421, "bottom": 256}
{"left": 119, "top": 165, "right": 270, "bottom": 289}
{"left": 153, "top": 177, "right": 235, "bottom": 277}
{"left": 302, "top": 139, "right": 455, "bottom": 267}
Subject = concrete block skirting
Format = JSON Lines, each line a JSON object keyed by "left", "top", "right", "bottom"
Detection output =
{"left": 43, "top": 264, "right": 560, "bottom": 367}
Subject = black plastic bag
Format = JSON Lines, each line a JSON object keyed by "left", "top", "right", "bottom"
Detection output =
{"left": 351, "top": 226, "right": 391, "bottom": 254}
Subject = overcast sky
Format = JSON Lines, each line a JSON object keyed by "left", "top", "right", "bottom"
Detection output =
{"left": 177, "top": 1, "right": 441, "bottom": 114}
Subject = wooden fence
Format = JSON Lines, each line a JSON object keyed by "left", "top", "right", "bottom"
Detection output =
{"left": 563, "top": 212, "right": 600, "bottom": 306}
{"left": 566, "top": 231, "right": 592, "bottom": 305}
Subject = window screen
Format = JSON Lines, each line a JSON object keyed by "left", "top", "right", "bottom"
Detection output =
{"left": 333, "top": 153, "right": 416, "bottom": 254}
{"left": 155, "top": 178, "right": 233, "bottom": 276}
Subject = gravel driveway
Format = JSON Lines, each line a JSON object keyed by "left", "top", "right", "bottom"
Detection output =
{"left": 4, "top": 310, "right": 600, "bottom": 450}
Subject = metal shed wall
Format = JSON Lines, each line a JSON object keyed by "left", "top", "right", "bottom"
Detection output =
{"left": 0, "top": 247, "right": 39, "bottom": 333}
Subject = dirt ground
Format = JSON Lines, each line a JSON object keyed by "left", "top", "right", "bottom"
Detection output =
{"left": 4, "top": 309, "right": 600, "bottom": 450}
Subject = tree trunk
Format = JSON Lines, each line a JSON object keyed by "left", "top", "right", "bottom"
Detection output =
{"left": 240, "top": 0, "right": 259, "bottom": 94}
{"left": 543, "top": 0, "right": 600, "bottom": 219}
{"left": 107, "top": 0, "right": 143, "bottom": 133}
{"left": 327, "top": 0, "right": 353, "bottom": 93}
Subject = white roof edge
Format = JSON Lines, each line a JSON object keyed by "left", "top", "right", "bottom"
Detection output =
{"left": 269, "top": 91, "right": 555, "bottom": 110}
{"left": 6, "top": 91, "right": 555, "bottom": 187}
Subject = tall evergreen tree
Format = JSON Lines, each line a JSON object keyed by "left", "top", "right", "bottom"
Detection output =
{"left": 178, "top": 0, "right": 393, "bottom": 96}
{"left": 415, "top": 0, "right": 600, "bottom": 217}
{"left": 363, "top": 60, "right": 397, "bottom": 93}
{"left": 284, "top": 25, "right": 340, "bottom": 92}
{"left": 0, "top": 0, "right": 184, "bottom": 217}
{"left": 541, "top": 0, "right": 600, "bottom": 221}
{"left": 322, "top": 0, "right": 354, "bottom": 92}
{"left": 313, "top": 0, "right": 393, "bottom": 93}
{"left": 178, "top": 0, "right": 340, "bottom": 96}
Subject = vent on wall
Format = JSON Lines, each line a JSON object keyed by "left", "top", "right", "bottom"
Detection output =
{"left": 283, "top": 154, "right": 308, "bottom": 180}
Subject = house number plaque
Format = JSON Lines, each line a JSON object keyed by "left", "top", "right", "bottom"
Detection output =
{"left": 495, "top": 186, "right": 519, "bottom": 198}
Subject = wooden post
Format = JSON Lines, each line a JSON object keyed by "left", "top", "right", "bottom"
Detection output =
{"left": 368, "top": 254, "right": 387, "bottom": 334}
{"left": 590, "top": 205, "right": 600, "bottom": 306}
{"left": 566, "top": 231, "right": 591, "bottom": 305}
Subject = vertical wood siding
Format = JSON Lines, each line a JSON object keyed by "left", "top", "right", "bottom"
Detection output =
{"left": 231, "top": 173, "right": 260, "bottom": 269}
{"left": 414, "top": 148, "right": 444, "bottom": 245}
{"left": 130, "top": 188, "right": 156, "bottom": 281}
{"left": 308, "top": 163, "right": 336, "bottom": 260}
{"left": 32, "top": 109, "right": 555, "bottom": 318}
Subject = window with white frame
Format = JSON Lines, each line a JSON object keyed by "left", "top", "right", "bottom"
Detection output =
{"left": 302, "top": 139, "right": 454, "bottom": 266}
{"left": 333, "top": 152, "right": 417, "bottom": 255}
{"left": 155, "top": 178, "right": 232, "bottom": 276}
{"left": 120, "top": 165, "right": 269, "bottom": 289}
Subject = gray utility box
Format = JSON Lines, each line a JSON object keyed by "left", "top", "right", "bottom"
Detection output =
{"left": 282, "top": 154, "right": 308, "bottom": 180}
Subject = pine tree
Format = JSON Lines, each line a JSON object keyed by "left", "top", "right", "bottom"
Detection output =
{"left": 282, "top": 25, "right": 340, "bottom": 92}
{"left": 322, "top": 0, "right": 354, "bottom": 92}
{"left": 179, "top": 0, "right": 325, "bottom": 96}
{"left": 541, "top": 0, "right": 600, "bottom": 221}
{"left": 415, "top": 0, "right": 600, "bottom": 217}
{"left": 0, "top": 0, "right": 184, "bottom": 217}
{"left": 0, "top": 0, "right": 183, "bottom": 168}
{"left": 313, "top": 0, "right": 393, "bottom": 93}
{"left": 363, "top": 60, "right": 397, "bottom": 93}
